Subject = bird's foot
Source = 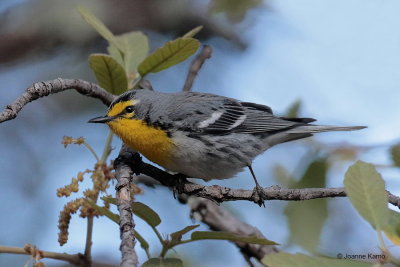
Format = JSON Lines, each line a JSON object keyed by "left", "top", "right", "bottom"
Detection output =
{"left": 113, "top": 151, "right": 142, "bottom": 175}
{"left": 172, "top": 174, "right": 188, "bottom": 199}
{"left": 252, "top": 184, "right": 266, "bottom": 207}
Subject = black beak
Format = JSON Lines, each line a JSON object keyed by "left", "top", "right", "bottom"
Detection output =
{"left": 88, "top": 115, "right": 114, "bottom": 124}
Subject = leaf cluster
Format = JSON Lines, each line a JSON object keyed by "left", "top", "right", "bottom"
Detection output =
{"left": 265, "top": 160, "right": 400, "bottom": 266}
{"left": 87, "top": 197, "right": 277, "bottom": 266}
{"left": 79, "top": 7, "right": 201, "bottom": 95}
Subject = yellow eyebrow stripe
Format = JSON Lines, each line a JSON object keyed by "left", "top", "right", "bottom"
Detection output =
{"left": 107, "top": 100, "right": 136, "bottom": 117}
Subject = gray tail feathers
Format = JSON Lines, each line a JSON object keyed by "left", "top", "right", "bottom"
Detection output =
{"left": 264, "top": 125, "right": 366, "bottom": 148}
{"left": 286, "top": 125, "right": 367, "bottom": 134}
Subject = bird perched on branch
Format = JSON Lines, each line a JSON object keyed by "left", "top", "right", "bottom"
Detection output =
{"left": 89, "top": 89, "right": 365, "bottom": 204}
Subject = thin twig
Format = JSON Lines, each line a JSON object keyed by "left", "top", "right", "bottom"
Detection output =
{"left": 0, "top": 245, "right": 83, "bottom": 265}
{"left": 182, "top": 45, "right": 212, "bottom": 92}
{"left": 0, "top": 78, "right": 115, "bottom": 123}
{"left": 83, "top": 143, "right": 100, "bottom": 162}
{"left": 138, "top": 79, "right": 154, "bottom": 91}
{"left": 114, "top": 146, "right": 138, "bottom": 267}
{"left": 100, "top": 130, "right": 114, "bottom": 162}
{"left": 83, "top": 131, "right": 114, "bottom": 267}
{"left": 84, "top": 217, "right": 94, "bottom": 266}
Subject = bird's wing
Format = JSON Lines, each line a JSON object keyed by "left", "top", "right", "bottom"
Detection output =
{"left": 233, "top": 102, "right": 315, "bottom": 134}
{"left": 165, "top": 92, "right": 313, "bottom": 134}
{"left": 197, "top": 99, "right": 247, "bottom": 133}
{"left": 165, "top": 93, "right": 247, "bottom": 133}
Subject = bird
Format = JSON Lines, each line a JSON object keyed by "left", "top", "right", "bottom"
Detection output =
{"left": 89, "top": 89, "right": 365, "bottom": 204}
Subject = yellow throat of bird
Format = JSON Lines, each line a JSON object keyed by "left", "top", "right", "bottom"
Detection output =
{"left": 107, "top": 117, "right": 174, "bottom": 166}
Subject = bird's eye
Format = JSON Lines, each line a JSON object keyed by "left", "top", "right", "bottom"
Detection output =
{"left": 125, "top": 106, "right": 134, "bottom": 113}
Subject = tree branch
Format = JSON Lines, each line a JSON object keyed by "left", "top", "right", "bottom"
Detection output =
{"left": 0, "top": 78, "right": 115, "bottom": 123}
{"left": 188, "top": 198, "right": 278, "bottom": 261}
{"left": 182, "top": 45, "right": 213, "bottom": 92}
{"left": 0, "top": 245, "right": 83, "bottom": 265}
{"left": 130, "top": 151, "right": 400, "bottom": 208}
{"left": 114, "top": 146, "right": 138, "bottom": 267}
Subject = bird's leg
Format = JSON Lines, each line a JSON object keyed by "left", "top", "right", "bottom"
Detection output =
{"left": 248, "top": 165, "right": 265, "bottom": 207}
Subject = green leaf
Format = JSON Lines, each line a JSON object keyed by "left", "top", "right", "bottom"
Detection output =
{"left": 142, "top": 258, "right": 183, "bottom": 267}
{"left": 85, "top": 199, "right": 119, "bottom": 223}
{"left": 134, "top": 230, "right": 150, "bottom": 250}
{"left": 107, "top": 45, "right": 124, "bottom": 68}
{"left": 78, "top": 7, "right": 124, "bottom": 52}
{"left": 138, "top": 38, "right": 200, "bottom": 77}
{"left": 86, "top": 198, "right": 149, "bottom": 252}
{"left": 285, "top": 99, "right": 301, "bottom": 118}
{"left": 108, "top": 31, "right": 149, "bottom": 75}
{"left": 285, "top": 159, "right": 328, "bottom": 252}
{"left": 273, "top": 164, "right": 293, "bottom": 187}
{"left": 182, "top": 26, "right": 203, "bottom": 38}
{"left": 383, "top": 209, "right": 400, "bottom": 245}
{"left": 262, "top": 252, "right": 373, "bottom": 267}
{"left": 285, "top": 200, "right": 327, "bottom": 252}
{"left": 101, "top": 196, "right": 117, "bottom": 205}
{"left": 390, "top": 143, "right": 400, "bottom": 167}
{"left": 101, "top": 197, "right": 162, "bottom": 227}
{"left": 344, "top": 160, "right": 389, "bottom": 230}
{"left": 89, "top": 198, "right": 149, "bottom": 250}
{"left": 131, "top": 202, "right": 161, "bottom": 227}
{"left": 89, "top": 54, "right": 128, "bottom": 95}
{"left": 294, "top": 159, "right": 328, "bottom": 188}
{"left": 170, "top": 225, "right": 200, "bottom": 243}
{"left": 191, "top": 231, "right": 278, "bottom": 245}
{"left": 120, "top": 31, "right": 149, "bottom": 75}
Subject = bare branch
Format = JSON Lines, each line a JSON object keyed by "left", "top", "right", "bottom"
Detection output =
{"left": 138, "top": 79, "right": 154, "bottom": 91}
{"left": 0, "top": 78, "right": 115, "bottom": 123}
{"left": 182, "top": 45, "right": 213, "bottom": 92}
{"left": 189, "top": 198, "right": 278, "bottom": 261}
{"left": 114, "top": 146, "right": 138, "bottom": 267}
{"left": 129, "top": 151, "right": 400, "bottom": 208}
{"left": 84, "top": 217, "right": 94, "bottom": 266}
{"left": 0, "top": 245, "right": 83, "bottom": 265}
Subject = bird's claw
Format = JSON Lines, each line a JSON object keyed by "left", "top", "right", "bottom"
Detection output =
{"left": 252, "top": 184, "right": 266, "bottom": 207}
{"left": 113, "top": 151, "right": 142, "bottom": 175}
{"left": 172, "top": 174, "right": 188, "bottom": 199}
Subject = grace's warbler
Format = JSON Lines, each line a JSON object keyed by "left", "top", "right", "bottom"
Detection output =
{"left": 89, "top": 89, "right": 365, "bottom": 195}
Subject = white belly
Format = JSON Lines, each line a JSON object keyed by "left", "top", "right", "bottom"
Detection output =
{"left": 164, "top": 131, "right": 266, "bottom": 180}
